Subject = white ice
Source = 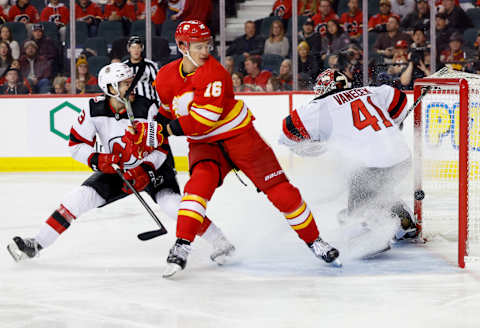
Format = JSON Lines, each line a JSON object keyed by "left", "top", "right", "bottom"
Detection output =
{"left": 1, "top": 165, "right": 480, "bottom": 328}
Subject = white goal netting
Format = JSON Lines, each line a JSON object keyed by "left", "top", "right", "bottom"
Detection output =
{"left": 416, "top": 68, "right": 480, "bottom": 265}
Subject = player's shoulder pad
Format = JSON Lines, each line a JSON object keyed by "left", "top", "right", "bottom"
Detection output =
{"left": 89, "top": 95, "right": 108, "bottom": 117}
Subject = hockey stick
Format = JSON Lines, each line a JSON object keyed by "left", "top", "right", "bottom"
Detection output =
{"left": 123, "top": 61, "right": 147, "bottom": 133}
{"left": 112, "top": 164, "right": 168, "bottom": 240}
{"left": 399, "top": 85, "right": 432, "bottom": 130}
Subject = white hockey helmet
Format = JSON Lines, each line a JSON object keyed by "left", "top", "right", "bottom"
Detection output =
{"left": 98, "top": 62, "right": 134, "bottom": 103}
{"left": 313, "top": 68, "right": 351, "bottom": 96}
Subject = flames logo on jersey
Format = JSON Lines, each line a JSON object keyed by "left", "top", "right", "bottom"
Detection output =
{"left": 172, "top": 92, "right": 194, "bottom": 117}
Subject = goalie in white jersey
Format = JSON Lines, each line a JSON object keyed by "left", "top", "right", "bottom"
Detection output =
{"left": 279, "top": 69, "right": 418, "bottom": 247}
{"left": 7, "top": 62, "right": 234, "bottom": 264}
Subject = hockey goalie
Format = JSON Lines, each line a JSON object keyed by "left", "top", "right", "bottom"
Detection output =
{"left": 279, "top": 69, "right": 418, "bottom": 256}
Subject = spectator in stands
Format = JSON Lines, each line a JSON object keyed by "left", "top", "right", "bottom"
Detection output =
{"left": 400, "top": 0, "right": 430, "bottom": 33}
{"left": 226, "top": 20, "right": 264, "bottom": 58}
{"left": 65, "top": 54, "right": 98, "bottom": 94}
{"left": 0, "top": 6, "right": 7, "bottom": 25}
{"left": 439, "top": 0, "right": 473, "bottom": 33}
{"left": 299, "top": 0, "right": 319, "bottom": 16}
{"left": 243, "top": 55, "right": 272, "bottom": 91}
{"left": 0, "top": 25, "right": 20, "bottom": 60}
{"left": 19, "top": 40, "right": 52, "bottom": 93}
{"left": 231, "top": 71, "right": 245, "bottom": 92}
{"left": 387, "top": 39, "right": 409, "bottom": 79}
{"left": 312, "top": 0, "right": 339, "bottom": 36}
{"left": 298, "top": 17, "right": 322, "bottom": 54}
{"left": 340, "top": 44, "right": 363, "bottom": 87}
{"left": 435, "top": 12, "right": 455, "bottom": 53}
{"left": 8, "top": 0, "right": 40, "bottom": 37}
{"left": 224, "top": 55, "right": 234, "bottom": 75}
{"left": 5, "top": 58, "right": 32, "bottom": 91}
{"left": 52, "top": 75, "right": 67, "bottom": 94}
{"left": 264, "top": 19, "right": 289, "bottom": 57}
{"left": 298, "top": 40, "right": 320, "bottom": 84}
{"left": 391, "top": 0, "right": 415, "bottom": 19}
{"left": 0, "top": 40, "right": 13, "bottom": 76}
{"left": 440, "top": 32, "right": 466, "bottom": 71}
{"left": 320, "top": 19, "right": 351, "bottom": 60}
{"left": 400, "top": 48, "right": 430, "bottom": 89}
{"left": 29, "top": 23, "right": 58, "bottom": 75}
{"left": 278, "top": 58, "right": 292, "bottom": 90}
{"left": 135, "top": 0, "right": 167, "bottom": 35}
{"left": 104, "top": 0, "right": 136, "bottom": 35}
{"left": 266, "top": 74, "right": 281, "bottom": 92}
{"left": 40, "top": 0, "right": 69, "bottom": 42}
{"left": 410, "top": 25, "right": 429, "bottom": 50}
{"left": 339, "top": 0, "right": 363, "bottom": 40}
{"left": 75, "top": 0, "right": 103, "bottom": 37}
{"left": 170, "top": 0, "right": 212, "bottom": 26}
{"left": 0, "top": 67, "right": 29, "bottom": 94}
{"left": 373, "top": 16, "right": 410, "bottom": 58}
{"left": 368, "top": 0, "right": 398, "bottom": 33}
{"left": 272, "top": 0, "right": 292, "bottom": 21}
{"left": 326, "top": 53, "right": 339, "bottom": 69}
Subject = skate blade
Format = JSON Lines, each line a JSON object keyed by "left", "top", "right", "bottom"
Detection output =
{"left": 162, "top": 263, "right": 183, "bottom": 278}
{"left": 210, "top": 246, "right": 235, "bottom": 266}
{"left": 6, "top": 243, "right": 25, "bottom": 262}
{"left": 331, "top": 258, "right": 343, "bottom": 267}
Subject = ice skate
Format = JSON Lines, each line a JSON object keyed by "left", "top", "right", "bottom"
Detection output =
{"left": 308, "top": 237, "right": 342, "bottom": 267}
{"left": 7, "top": 236, "right": 42, "bottom": 262}
{"left": 162, "top": 239, "right": 192, "bottom": 278}
{"left": 210, "top": 236, "right": 235, "bottom": 265}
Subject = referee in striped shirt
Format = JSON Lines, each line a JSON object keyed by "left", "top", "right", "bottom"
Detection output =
{"left": 123, "top": 36, "right": 160, "bottom": 105}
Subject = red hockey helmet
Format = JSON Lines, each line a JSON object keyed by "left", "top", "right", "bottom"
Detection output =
{"left": 175, "top": 20, "right": 212, "bottom": 47}
{"left": 313, "top": 69, "right": 351, "bottom": 96}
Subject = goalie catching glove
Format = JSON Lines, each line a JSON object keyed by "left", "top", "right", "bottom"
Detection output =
{"left": 122, "top": 162, "right": 159, "bottom": 193}
{"left": 122, "top": 119, "right": 168, "bottom": 159}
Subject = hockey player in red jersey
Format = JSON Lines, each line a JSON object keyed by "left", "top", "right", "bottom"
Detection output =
{"left": 279, "top": 68, "right": 418, "bottom": 255}
{"left": 6, "top": 62, "right": 234, "bottom": 264}
{"left": 123, "top": 20, "right": 341, "bottom": 277}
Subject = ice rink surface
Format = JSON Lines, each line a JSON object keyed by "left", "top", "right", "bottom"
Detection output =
{"left": 1, "top": 167, "right": 480, "bottom": 328}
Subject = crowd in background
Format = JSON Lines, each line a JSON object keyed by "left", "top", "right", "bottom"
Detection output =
{"left": 0, "top": 0, "right": 478, "bottom": 94}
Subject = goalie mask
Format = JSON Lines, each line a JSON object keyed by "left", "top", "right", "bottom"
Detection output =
{"left": 313, "top": 69, "right": 351, "bottom": 96}
{"left": 98, "top": 63, "right": 134, "bottom": 104}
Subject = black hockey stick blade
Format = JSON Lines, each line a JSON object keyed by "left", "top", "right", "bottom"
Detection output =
{"left": 137, "top": 228, "right": 168, "bottom": 241}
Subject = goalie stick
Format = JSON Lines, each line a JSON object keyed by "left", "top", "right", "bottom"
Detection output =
{"left": 399, "top": 85, "right": 433, "bottom": 130}
{"left": 112, "top": 164, "right": 168, "bottom": 240}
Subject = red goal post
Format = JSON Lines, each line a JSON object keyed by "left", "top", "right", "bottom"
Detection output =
{"left": 413, "top": 69, "right": 480, "bottom": 268}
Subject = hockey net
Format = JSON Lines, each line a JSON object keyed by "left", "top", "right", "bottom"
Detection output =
{"left": 414, "top": 68, "right": 480, "bottom": 268}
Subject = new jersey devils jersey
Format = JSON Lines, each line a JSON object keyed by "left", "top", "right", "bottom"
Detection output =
{"left": 282, "top": 85, "right": 410, "bottom": 168}
{"left": 155, "top": 56, "right": 253, "bottom": 143}
{"left": 69, "top": 95, "right": 167, "bottom": 170}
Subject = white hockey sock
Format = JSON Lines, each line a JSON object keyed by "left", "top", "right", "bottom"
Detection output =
{"left": 201, "top": 222, "right": 225, "bottom": 244}
{"left": 35, "top": 223, "right": 60, "bottom": 249}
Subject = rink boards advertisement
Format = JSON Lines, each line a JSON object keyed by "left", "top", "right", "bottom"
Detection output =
{"left": 0, "top": 93, "right": 415, "bottom": 172}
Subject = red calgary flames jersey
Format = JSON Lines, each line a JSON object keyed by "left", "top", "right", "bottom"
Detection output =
{"left": 155, "top": 56, "right": 253, "bottom": 143}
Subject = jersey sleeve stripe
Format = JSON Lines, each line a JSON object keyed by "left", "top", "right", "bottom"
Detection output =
{"left": 388, "top": 89, "right": 407, "bottom": 119}
{"left": 192, "top": 102, "right": 223, "bottom": 113}
{"left": 190, "top": 110, "right": 217, "bottom": 127}
{"left": 69, "top": 128, "right": 95, "bottom": 147}
{"left": 191, "top": 106, "right": 221, "bottom": 121}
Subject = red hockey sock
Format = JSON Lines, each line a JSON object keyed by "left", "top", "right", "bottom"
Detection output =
{"left": 176, "top": 194, "right": 208, "bottom": 242}
{"left": 46, "top": 204, "right": 76, "bottom": 234}
{"left": 266, "top": 182, "right": 319, "bottom": 244}
{"left": 197, "top": 216, "right": 212, "bottom": 236}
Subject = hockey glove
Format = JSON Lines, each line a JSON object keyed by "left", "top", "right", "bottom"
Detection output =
{"left": 122, "top": 120, "right": 167, "bottom": 160}
{"left": 122, "top": 162, "right": 157, "bottom": 194}
{"left": 88, "top": 153, "right": 121, "bottom": 174}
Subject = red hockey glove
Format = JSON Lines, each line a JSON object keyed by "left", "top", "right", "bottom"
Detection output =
{"left": 122, "top": 163, "right": 157, "bottom": 194}
{"left": 122, "top": 120, "right": 167, "bottom": 160}
{"left": 88, "top": 153, "right": 121, "bottom": 174}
